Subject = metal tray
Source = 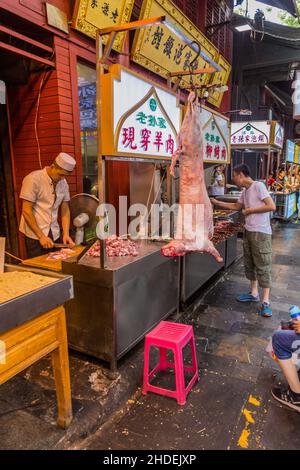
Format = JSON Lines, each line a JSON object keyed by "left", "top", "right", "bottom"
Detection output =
{"left": 0, "top": 264, "right": 74, "bottom": 335}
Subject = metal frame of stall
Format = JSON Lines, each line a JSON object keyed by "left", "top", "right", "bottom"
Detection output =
{"left": 62, "top": 18, "right": 226, "bottom": 369}
{"left": 231, "top": 144, "right": 282, "bottom": 182}
{"left": 231, "top": 140, "right": 283, "bottom": 220}
{"left": 95, "top": 16, "right": 222, "bottom": 261}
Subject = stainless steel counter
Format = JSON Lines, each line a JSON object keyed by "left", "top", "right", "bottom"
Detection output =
{"left": 62, "top": 235, "right": 239, "bottom": 368}
{"left": 180, "top": 241, "right": 226, "bottom": 304}
{"left": 62, "top": 240, "right": 180, "bottom": 369}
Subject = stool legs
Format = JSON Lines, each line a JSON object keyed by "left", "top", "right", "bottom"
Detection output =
{"left": 189, "top": 337, "right": 199, "bottom": 381}
{"left": 174, "top": 347, "right": 186, "bottom": 405}
{"left": 159, "top": 348, "right": 168, "bottom": 371}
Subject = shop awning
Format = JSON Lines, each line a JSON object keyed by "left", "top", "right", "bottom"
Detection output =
{"left": 258, "top": 0, "right": 298, "bottom": 17}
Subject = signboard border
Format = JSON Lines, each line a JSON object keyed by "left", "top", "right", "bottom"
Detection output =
{"left": 207, "top": 54, "right": 232, "bottom": 108}
{"left": 200, "top": 103, "right": 231, "bottom": 165}
{"left": 131, "top": 0, "right": 219, "bottom": 89}
{"left": 72, "top": 0, "right": 135, "bottom": 51}
{"left": 101, "top": 64, "right": 182, "bottom": 161}
{"left": 270, "top": 121, "right": 284, "bottom": 149}
{"left": 231, "top": 120, "right": 272, "bottom": 148}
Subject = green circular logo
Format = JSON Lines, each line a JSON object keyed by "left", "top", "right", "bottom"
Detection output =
{"left": 246, "top": 125, "right": 252, "bottom": 131}
{"left": 149, "top": 98, "right": 157, "bottom": 112}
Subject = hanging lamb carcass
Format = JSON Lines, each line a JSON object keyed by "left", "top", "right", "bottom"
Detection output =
{"left": 161, "top": 92, "right": 223, "bottom": 263}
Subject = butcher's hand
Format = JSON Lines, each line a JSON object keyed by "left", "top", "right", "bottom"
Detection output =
{"left": 39, "top": 235, "right": 54, "bottom": 249}
{"left": 293, "top": 320, "right": 300, "bottom": 334}
{"left": 63, "top": 234, "right": 76, "bottom": 248}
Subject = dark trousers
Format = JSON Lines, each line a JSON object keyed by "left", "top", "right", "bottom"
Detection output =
{"left": 25, "top": 231, "right": 59, "bottom": 259}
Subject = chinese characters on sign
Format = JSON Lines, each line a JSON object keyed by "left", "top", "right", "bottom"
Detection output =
{"left": 231, "top": 122, "right": 270, "bottom": 146}
{"left": 87, "top": 0, "right": 120, "bottom": 23}
{"left": 72, "top": 0, "right": 134, "bottom": 50}
{"left": 78, "top": 83, "right": 97, "bottom": 131}
{"left": 149, "top": 26, "right": 199, "bottom": 72}
{"left": 100, "top": 65, "right": 181, "bottom": 160}
{"left": 200, "top": 106, "right": 230, "bottom": 164}
{"left": 132, "top": 0, "right": 219, "bottom": 90}
{"left": 118, "top": 94, "right": 176, "bottom": 157}
{"left": 204, "top": 117, "right": 228, "bottom": 163}
{"left": 131, "top": 0, "right": 231, "bottom": 107}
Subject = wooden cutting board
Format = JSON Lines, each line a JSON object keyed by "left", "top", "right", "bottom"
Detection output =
{"left": 22, "top": 246, "right": 85, "bottom": 272}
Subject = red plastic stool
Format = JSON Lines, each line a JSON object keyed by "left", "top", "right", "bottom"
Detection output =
{"left": 142, "top": 321, "right": 199, "bottom": 405}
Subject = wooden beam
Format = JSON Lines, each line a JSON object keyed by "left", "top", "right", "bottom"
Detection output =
{"left": 0, "top": 25, "right": 53, "bottom": 54}
{"left": 0, "top": 41, "right": 55, "bottom": 68}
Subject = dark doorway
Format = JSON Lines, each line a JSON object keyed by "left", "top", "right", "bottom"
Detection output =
{"left": 0, "top": 102, "right": 19, "bottom": 256}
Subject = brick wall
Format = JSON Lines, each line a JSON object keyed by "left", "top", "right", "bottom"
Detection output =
{"left": 8, "top": 35, "right": 81, "bottom": 219}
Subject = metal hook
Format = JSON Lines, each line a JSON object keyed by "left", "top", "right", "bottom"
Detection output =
{"left": 189, "top": 40, "right": 201, "bottom": 70}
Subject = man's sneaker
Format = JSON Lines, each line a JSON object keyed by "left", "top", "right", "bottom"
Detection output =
{"left": 236, "top": 293, "right": 260, "bottom": 303}
{"left": 272, "top": 387, "right": 300, "bottom": 413}
{"left": 257, "top": 302, "right": 272, "bottom": 317}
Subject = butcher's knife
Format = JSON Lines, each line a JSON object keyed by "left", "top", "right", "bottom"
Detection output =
{"left": 53, "top": 243, "right": 73, "bottom": 249}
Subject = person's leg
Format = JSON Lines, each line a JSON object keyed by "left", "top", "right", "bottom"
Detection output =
{"left": 240, "top": 231, "right": 259, "bottom": 299}
{"left": 252, "top": 232, "right": 272, "bottom": 315}
{"left": 251, "top": 280, "right": 259, "bottom": 298}
{"left": 272, "top": 330, "right": 300, "bottom": 411}
{"left": 277, "top": 358, "right": 300, "bottom": 394}
{"left": 262, "top": 287, "right": 270, "bottom": 305}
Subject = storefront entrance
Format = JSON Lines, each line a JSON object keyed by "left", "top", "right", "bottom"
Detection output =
{"left": 0, "top": 91, "right": 18, "bottom": 256}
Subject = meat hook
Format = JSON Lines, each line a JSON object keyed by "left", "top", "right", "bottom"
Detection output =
{"left": 189, "top": 40, "right": 201, "bottom": 70}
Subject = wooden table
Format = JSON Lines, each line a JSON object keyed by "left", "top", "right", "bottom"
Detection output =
{"left": 0, "top": 305, "right": 72, "bottom": 429}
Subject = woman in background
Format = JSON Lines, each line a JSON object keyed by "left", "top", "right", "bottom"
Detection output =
{"left": 210, "top": 165, "right": 225, "bottom": 196}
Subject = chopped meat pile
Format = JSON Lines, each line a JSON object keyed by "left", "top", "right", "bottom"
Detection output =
{"left": 46, "top": 248, "right": 75, "bottom": 261}
{"left": 87, "top": 236, "right": 139, "bottom": 258}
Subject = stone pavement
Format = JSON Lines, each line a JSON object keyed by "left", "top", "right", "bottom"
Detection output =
{"left": 0, "top": 222, "right": 299, "bottom": 450}
{"left": 79, "top": 222, "right": 300, "bottom": 451}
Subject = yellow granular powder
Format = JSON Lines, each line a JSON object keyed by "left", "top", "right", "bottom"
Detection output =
{"left": 0, "top": 271, "right": 56, "bottom": 304}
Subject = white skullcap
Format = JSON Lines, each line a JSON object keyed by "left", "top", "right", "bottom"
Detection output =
{"left": 55, "top": 152, "right": 76, "bottom": 172}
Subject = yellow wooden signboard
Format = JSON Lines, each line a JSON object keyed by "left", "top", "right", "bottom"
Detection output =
{"left": 131, "top": 0, "right": 219, "bottom": 90}
{"left": 207, "top": 55, "right": 232, "bottom": 108}
{"left": 72, "top": 0, "right": 135, "bottom": 51}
